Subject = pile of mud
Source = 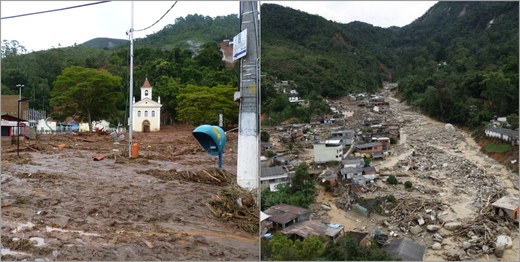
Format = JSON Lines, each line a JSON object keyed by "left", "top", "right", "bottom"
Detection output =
{"left": 207, "top": 183, "right": 259, "bottom": 234}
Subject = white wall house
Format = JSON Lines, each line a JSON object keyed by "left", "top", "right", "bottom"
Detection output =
{"left": 131, "top": 78, "right": 162, "bottom": 132}
{"left": 485, "top": 127, "right": 519, "bottom": 145}
{"left": 313, "top": 140, "right": 344, "bottom": 164}
{"left": 36, "top": 119, "right": 57, "bottom": 133}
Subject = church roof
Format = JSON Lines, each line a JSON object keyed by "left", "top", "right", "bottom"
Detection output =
{"left": 142, "top": 78, "right": 152, "bottom": 88}
{"left": 134, "top": 98, "right": 162, "bottom": 108}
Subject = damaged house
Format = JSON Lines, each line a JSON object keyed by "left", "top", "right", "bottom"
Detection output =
{"left": 264, "top": 204, "right": 310, "bottom": 231}
{"left": 491, "top": 196, "right": 519, "bottom": 222}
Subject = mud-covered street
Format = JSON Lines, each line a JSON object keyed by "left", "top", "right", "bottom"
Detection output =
{"left": 1, "top": 125, "right": 259, "bottom": 261}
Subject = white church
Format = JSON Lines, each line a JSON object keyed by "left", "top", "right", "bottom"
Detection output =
{"left": 131, "top": 78, "right": 162, "bottom": 132}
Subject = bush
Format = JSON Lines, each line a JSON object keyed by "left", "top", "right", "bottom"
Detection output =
{"left": 303, "top": 127, "right": 310, "bottom": 134}
{"left": 261, "top": 130, "right": 270, "bottom": 142}
{"left": 266, "top": 150, "right": 275, "bottom": 158}
{"left": 387, "top": 175, "right": 398, "bottom": 185}
{"left": 390, "top": 137, "right": 397, "bottom": 144}
{"left": 387, "top": 194, "right": 397, "bottom": 203}
{"left": 404, "top": 181, "right": 413, "bottom": 189}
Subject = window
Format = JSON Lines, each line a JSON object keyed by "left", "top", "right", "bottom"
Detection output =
{"left": 137, "top": 111, "right": 141, "bottom": 117}
{"left": 145, "top": 90, "right": 149, "bottom": 96}
{"left": 144, "top": 111, "right": 148, "bottom": 117}
{"left": 151, "top": 111, "right": 155, "bottom": 117}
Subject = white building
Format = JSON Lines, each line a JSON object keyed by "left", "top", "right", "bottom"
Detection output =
{"left": 313, "top": 140, "right": 344, "bottom": 164}
{"left": 132, "top": 78, "right": 162, "bottom": 132}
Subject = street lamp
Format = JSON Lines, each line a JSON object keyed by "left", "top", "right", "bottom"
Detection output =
{"left": 16, "top": 84, "right": 24, "bottom": 101}
{"left": 17, "top": 98, "right": 30, "bottom": 157}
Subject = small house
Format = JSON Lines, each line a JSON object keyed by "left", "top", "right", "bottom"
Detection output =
{"left": 260, "top": 166, "right": 293, "bottom": 191}
{"left": 264, "top": 204, "right": 310, "bottom": 231}
{"left": 261, "top": 142, "right": 274, "bottom": 152}
{"left": 342, "top": 157, "right": 365, "bottom": 168}
{"left": 355, "top": 142, "right": 383, "bottom": 154}
{"left": 340, "top": 166, "right": 363, "bottom": 180}
{"left": 280, "top": 220, "right": 328, "bottom": 242}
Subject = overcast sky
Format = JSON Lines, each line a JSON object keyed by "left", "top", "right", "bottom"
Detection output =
{"left": 1, "top": 1, "right": 437, "bottom": 53}
{"left": 267, "top": 1, "right": 438, "bottom": 27}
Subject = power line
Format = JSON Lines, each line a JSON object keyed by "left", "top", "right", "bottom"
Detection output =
{"left": 134, "top": 1, "right": 178, "bottom": 32}
{"left": 1, "top": 1, "right": 111, "bottom": 20}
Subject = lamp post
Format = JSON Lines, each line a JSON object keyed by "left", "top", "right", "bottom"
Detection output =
{"left": 17, "top": 98, "right": 30, "bottom": 157}
{"left": 16, "top": 84, "right": 24, "bottom": 101}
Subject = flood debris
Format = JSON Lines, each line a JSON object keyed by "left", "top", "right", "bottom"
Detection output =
{"left": 137, "top": 167, "right": 234, "bottom": 186}
{"left": 207, "top": 181, "right": 259, "bottom": 234}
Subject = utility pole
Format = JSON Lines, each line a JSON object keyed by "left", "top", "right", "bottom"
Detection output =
{"left": 236, "top": 1, "right": 260, "bottom": 190}
{"left": 128, "top": 1, "right": 134, "bottom": 158}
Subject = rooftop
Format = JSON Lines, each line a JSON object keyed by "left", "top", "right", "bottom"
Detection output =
{"left": 264, "top": 204, "right": 309, "bottom": 225}
{"left": 383, "top": 237, "right": 426, "bottom": 261}
{"left": 261, "top": 166, "right": 286, "bottom": 178}
{"left": 280, "top": 220, "right": 328, "bottom": 238}
{"left": 356, "top": 142, "right": 383, "bottom": 149}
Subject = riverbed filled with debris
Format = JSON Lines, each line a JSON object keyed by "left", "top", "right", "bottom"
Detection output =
{"left": 1, "top": 125, "right": 259, "bottom": 261}
{"left": 265, "top": 90, "right": 519, "bottom": 261}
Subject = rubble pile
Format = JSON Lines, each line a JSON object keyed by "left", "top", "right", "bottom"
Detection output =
{"left": 308, "top": 202, "right": 332, "bottom": 223}
{"left": 207, "top": 182, "right": 259, "bottom": 234}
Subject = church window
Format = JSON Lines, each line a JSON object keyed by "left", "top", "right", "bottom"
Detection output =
{"left": 145, "top": 90, "right": 149, "bottom": 96}
{"left": 152, "top": 111, "right": 155, "bottom": 117}
{"left": 145, "top": 111, "right": 148, "bottom": 117}
{"left": 137, "top": 111, "right": 141, "bottom": 117}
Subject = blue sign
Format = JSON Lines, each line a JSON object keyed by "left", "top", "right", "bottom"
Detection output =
{"left": 233, "top": 29, "right": 247, "bottom": 60}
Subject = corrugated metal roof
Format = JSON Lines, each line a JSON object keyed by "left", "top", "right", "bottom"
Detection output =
{"left": 280, "top": 220, "right": 328, "bottom": 238}
{"left": 264, "top": 204, "right": 309, "bottom": 225}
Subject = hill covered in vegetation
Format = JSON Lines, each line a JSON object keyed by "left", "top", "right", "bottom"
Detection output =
{"left": 261, "top": 2, "right": 518, "bottom": 129}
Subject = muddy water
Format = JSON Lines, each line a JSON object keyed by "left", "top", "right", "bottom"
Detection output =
{"left": 1, "top": 148, "right": 258, "bottom": 261}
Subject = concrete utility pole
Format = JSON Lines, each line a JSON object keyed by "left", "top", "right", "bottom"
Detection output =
{"left": 236, "top": 1, "right": 260, "bottom": 190}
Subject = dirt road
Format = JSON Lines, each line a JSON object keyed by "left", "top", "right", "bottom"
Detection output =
{"left": 1, "top": 125, "right": 259, "bottom": 261}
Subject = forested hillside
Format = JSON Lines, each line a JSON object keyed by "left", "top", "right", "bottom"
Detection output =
{"left": 261, "top": 2, "right": 518, "bottom": 129}
{"left": 1, "top": 13, "right": 239, "bottom": 127}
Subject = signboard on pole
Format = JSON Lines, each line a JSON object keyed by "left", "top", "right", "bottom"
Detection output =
{"left": 219, "top": 113, "right": 223, "bottom": 127}
{"left": 233, "top": 29, "right": 247, "bottom": 61}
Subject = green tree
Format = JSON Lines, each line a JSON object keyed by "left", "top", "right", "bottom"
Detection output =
{"left": 49, "top": 66, "right": 123, "bottom": 132}
{"left": 506, "top": 113, "right": 519, "bottom": 130}
{"left": 322, "top": 232, "right": 398, "bottom": 261}
{"left": 153, "top": 76, "right": 182, "bottom": 124}
{"left": 176, "top": 84, "right": 238, "bottom": 127}
{"left": 264, "top": 231, "right": 327, "bottom": 261}
{"left": 261, "top": 130, "right": 270, "bottom": 142}
{"left": 387, "top": 175, "right": 398, "bottom": 185}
